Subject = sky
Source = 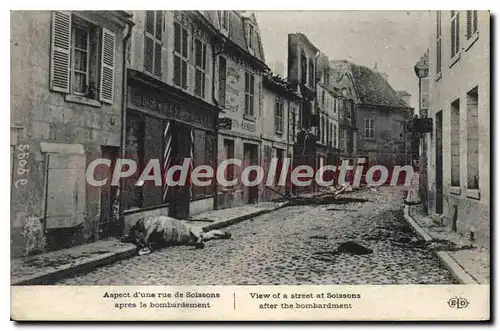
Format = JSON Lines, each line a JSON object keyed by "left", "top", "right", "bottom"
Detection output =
{"left": 255, "top": 11, "right": 432, "bottom": 110}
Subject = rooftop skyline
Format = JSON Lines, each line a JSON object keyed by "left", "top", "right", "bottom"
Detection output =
{"left": 255, "top": 10, "right": 432, "bottom": 110}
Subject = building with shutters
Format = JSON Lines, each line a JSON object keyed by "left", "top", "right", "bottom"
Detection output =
{"left": 261, "top": 72, "right": 302, "bottom": 201}
{"left": 287, "top": 33, "right": 320, "bottom": 193}
{"left": 122, "top": 11, "right": 223, "bottom": 232}
{"left": 425, "top": 11, "right": 490, "bottom": 248}
{"left": 316, "top": 79, "right": 342, "bottom": 177}
{"left": 328, "top": 60, "right": 413, "bottom": 175}
{"left": 10, "top": 11, "right": 133, "bottom": 257}
{"left": 205, "top": 11, "right": 269, "bottom": 209}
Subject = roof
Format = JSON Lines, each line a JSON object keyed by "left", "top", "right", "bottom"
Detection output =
{"left": 331, "top": 60, "right": 411, "bottom": 109}
{"left": 199, "top": 11, "right": 266, "bottom": 64}
{"left": 289, "top": 33, "right": 319, "bottom": 53}
{"left": 263, "top": 72, "right": 301, "bottom": 100}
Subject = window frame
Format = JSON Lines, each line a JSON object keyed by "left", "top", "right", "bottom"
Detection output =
{"left": 173, "top": 21, "right": 189, "bottom": 90}
{"left": 244, "top": 72, "right": 255, "bottom": 118}
{"left": 70, "top": 21, "right": 90, "bottom": 96}
{"left": 450, "top": 10, "right": 460, "bottom": 65}
{"left": 275, "top": 97, "right": 284, "bottom": 134}
{"left": 194, "top": 38, "right": 207, "bottom": 98}
{"left": 218, "top": 11, "right": 229, "bottom": 32}
{"left": 144, "top": 10, "right": 163, "bottom": 77}
{"left": 247, "top": 23, "right": 254, "bottom": 50}
{"left": 365, "top": 117, "right": 375, "bottom": 139}
{"left": 436, "top": 11, "right": 442, "bottom": 77}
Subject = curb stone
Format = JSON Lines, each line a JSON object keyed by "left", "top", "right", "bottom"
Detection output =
{"left": 11, "top": 202, "right": 289, "bottom": 286}
{"left": 402, "top": 204, "right": 479, "bottom": 285}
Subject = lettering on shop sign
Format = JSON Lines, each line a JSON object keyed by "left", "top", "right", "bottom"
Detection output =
{"left": 14, "top": 144, "right": 30, "bottom": 190}
{"left": 233, "top": 120, "right": 256, "bottom": 132}
{"left": 130, "top": 89, "right": 214, "bottom": 129}
{"left": 226, "top": 67, "right": 240, "bottom": 112}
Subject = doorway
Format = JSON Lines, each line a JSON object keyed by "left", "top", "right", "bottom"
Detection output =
{"left": 435, "top": 111, "right": 443, "bottom": 214}
{"left": 243, "top": 143, "right": 259, "bottom": 204}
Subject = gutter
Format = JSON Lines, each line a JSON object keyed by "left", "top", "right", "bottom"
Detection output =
{"left": 118, "top": 19, "right": 134, "bottom": 237}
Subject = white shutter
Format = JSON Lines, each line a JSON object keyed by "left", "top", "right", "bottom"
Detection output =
{"left": 100, "top": 28, "right": 116, "bottom": 104}
{"left": 50, "top": 11, "right": 71, "bottom": 93}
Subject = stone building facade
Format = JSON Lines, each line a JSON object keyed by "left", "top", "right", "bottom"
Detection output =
{"left": 261, "top": 72, "right": 302, "bottom": 201}
{"left": 316, "top": 53, "right": 341, "bottom": 173}
{"left": 210, "top": 11, "right": 269, "bottom": 209}
{"left": 426, "top": 10, "right": 490, "bottom": 247}
{"left": 10, "top": 11, "right": 133, "bottom": 257}
{"left": 287, "top": 33, "right": 319, "bottom": 193}
{"left": 121, "top": 11, "right": 222, "bottom": 232}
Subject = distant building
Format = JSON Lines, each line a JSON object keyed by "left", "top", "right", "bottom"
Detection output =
{"left": 261, "top": 72, "right": 302, "bottom": 200}
{"left": 316, "top": 53, "right": 342, "bottom": 172}
{"left": 328, "top": 60, "right": 413, "bottom": 170}
{"left": 426, "top": 11, "right": 489, "bottom": 247}
{"left": 287, "top": 33, "right": 319, "bottom": 192}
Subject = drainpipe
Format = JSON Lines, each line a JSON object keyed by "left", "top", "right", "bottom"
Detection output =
{"left": 117, "top": 19, "right": 134, "bottom": 237}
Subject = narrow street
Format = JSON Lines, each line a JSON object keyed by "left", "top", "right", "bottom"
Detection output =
{"left": 56, "top": 187, "right": 456, "bottom": 285}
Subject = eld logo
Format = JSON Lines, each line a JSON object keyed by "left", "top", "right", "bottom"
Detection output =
{"left": 448, "top": 297, "right": 470, "bottom": 309}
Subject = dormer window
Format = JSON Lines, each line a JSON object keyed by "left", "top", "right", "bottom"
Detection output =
{"left": 247, "top": 23, "right": 254, "bottom": 50}
{"left": 218, "top": 11, "right": 229, "bottom": 32}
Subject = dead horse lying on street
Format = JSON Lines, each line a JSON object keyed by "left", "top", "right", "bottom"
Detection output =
{"left": 122, "top": 216, "right": 231, "bottom": 254}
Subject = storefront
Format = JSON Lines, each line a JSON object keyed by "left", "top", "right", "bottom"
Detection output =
{"left": 122, "top": 71, "right": 219, "bottom": 233}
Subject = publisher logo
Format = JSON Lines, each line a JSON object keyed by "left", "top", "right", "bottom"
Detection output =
{"left": 448, "top": 297, "right": 469, "bottom": 309}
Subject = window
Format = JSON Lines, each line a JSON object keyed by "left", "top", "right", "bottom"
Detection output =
{"left": 334, "top": 99, "right": 337, "bottom": 113}
{"left": 365, "top": 117, "right": 375, "bottom": 139}
{"left": 194, "top": 39, "right": 207, "bottom": 98}
{"left": 218, "top": 56, "right": 227, "bottom": 107}
{"left": 451, "top": 10, "right": 460, "bottom": 58}
{"left": 467, "top": 87, "right": 479, "bottom": 190}
{"left": 244, "top": 72, "right": 255, "bottom": 117}
{"left": 301, "top": 52, "right": 307, "bottom": 85}
{"left": 466, "top": 10, "right": 478, "bottom": 40}
{"left": 321, "top": 116, "right": 325, "bottom": 143}
{"left": 218, "top": 11, "right": 229, "bottom": 31}
{"left": 50, "top": 12, "right": 116, "bottom": 104}
{"left": 144, "top": 11, "right": 163, "bottom": 77}
{"left": 275, "top": 97, "right": 284, "bottom": 134}
{"left": 436, "top": 11, "right": 442, "bottom": 74}
{"left": 308, "top": 60, "right": 314, "bottom": 87}
{"left": 450, "top": 99, "right": 460, "bottom": 187}
{"left": 247, "top": 23, "right": 254, "bottom": 50}
{"left": 333, "top": 124, "right": 337, "bottom": 148}
{"left": 322, "top": 90, "right": 325, "bottom": 107}
{"left": 326, "top": 121, "right": 330, "bottom": 147}
{"left": 71, "top": 24, "right": 90, "bottom": 95}
{"left": 345, "top": 101, "right": 352, "bottom": 121}
{"left": 330, "top": 123, "right": 334, "bottom": 147}
{"left": 173, "top": 21, "right": 189, "bottom": 89}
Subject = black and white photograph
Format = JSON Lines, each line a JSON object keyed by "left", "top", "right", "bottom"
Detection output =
{"left": 9, "top": 8, "right": 491, "bottom": 321}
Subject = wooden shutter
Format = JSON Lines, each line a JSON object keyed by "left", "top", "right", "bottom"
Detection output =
{"left": 154, "top": 11, "right": 163, "bottom": 77}
{"left": 100, "top": 28, "right": 116, "bottom": 104}
{"left": 50, "top": 11, "right": 71, "bottom": 93}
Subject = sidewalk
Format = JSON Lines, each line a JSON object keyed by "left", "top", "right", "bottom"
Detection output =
{"left": 11, "top": 201, "right": 288, "bottom": 286}
{"left": 402, "top": 175, "right": 489, "bottom": 284}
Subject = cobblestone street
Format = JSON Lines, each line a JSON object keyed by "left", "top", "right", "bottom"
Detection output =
{"left": 56, "top": 187, "right": 456, "bottom": 285}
